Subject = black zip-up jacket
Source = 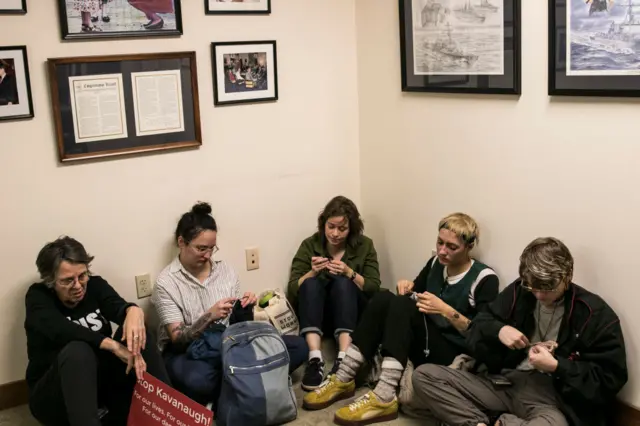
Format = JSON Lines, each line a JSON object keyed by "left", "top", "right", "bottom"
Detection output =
{"left": 467, "top": 280, "right": 628, "bottom": 426}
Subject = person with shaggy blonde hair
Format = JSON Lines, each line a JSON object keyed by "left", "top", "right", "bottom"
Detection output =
{"left": 303, "top": 212, "right": 499, "bottom": 425}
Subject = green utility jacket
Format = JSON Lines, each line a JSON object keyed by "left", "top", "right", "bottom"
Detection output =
{"left": 287, "top": 232, "right": 381, "bottom": 309}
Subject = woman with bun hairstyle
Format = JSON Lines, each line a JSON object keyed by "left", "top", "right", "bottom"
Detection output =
{"left": 152, "top": 202, "right": 308, "bottom": 406}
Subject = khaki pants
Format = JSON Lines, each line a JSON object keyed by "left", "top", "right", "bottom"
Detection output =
{"left": 410, "top": 364, "right": 569, "bottom": 426}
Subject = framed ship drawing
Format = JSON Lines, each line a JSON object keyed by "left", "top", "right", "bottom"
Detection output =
{"left": 549, "top": 0, "right": 640, "bottom": 97}
{"left": 399, "top": 0, "right": 521, "bottom": 94}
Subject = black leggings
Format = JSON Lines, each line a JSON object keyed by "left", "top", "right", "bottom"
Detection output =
{"left": 351, "top": 291, "right": 462, "bottom": 368}
{"left": 28, "top": 328, "right": 171, "bottom": 426}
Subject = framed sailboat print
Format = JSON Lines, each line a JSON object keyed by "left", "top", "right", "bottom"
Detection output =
{"left": 399, "top": 0, "right": 521, "bottom": 94}
{"left": 549, "top": 0, "right": 640, "bottom": 96}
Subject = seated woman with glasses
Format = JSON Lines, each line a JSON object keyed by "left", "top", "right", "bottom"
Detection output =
{"left": 25, "top": 236, "right": 171, "bottom": 426}
{"left": 152, "top": 202, "right": 308, "bottom": 406}
{"left": 303, "top": 213, "right": 500, "bottom": 426}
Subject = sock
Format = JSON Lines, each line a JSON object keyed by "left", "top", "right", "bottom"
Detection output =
{"left": 309, "top": 350, "right": 322, "bottom": 361}
{"left": 372, "top": 357, "right": 403, "bottom": 403}
{"left": 337, "top": 351, "right": 346, "bottom": 360}
{"left": 336, "top": 344, "right": 364, "bottom": 383}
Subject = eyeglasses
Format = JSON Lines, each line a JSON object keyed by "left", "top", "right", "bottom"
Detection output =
{"left": 520, "top": 280, "right": 563, "bottom": 293}
{"left": 190, "top": 244, "right": 219, "bottom": 255}
{"left": 57, "top": 271, "right": 89, "bottom": 288}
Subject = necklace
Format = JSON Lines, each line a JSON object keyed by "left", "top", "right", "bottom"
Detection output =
{"left": 537, "top": 302, "right": 559, "bottom": 342}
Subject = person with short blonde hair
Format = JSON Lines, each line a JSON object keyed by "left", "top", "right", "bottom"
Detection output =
{"left": 411, "top": 237, "right": 628, "bottom": 426}
{"left": 303, "top": 212, "right": 499, "bottom": 425}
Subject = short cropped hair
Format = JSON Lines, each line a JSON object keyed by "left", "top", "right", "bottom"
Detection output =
{"left": 36, "top": 237, "right": 94, "bottom": 288}
{"left": 519, "top": 237, "right": 574, "bottom": 290}
{"left": 438, "top": 212, "right": 479, "bottom": 248}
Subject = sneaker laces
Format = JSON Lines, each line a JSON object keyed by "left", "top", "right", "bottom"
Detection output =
{"left": 348, "top": 393, "right": 373, "bottom": 411}
{"left": 314, "top": 376, "right": 335, "bottom": 394}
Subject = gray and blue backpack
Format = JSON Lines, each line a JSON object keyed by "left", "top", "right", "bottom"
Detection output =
{"left": 216, "top": 321, "right": 297, "bottom": 426}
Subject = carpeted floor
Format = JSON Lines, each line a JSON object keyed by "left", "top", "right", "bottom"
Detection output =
{"left": 0, "top": 345, "right": 424, "bottom": 426}
{"left": 0, "top": 386, "right": 423, "bottom": 426}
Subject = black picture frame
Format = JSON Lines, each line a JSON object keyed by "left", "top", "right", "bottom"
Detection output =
{"left": 58, "top": 0, "right": 183, "bottom": 41}
{"left": 47, "top": 51, "right": 202, "bottom": 162}
{"left": 205, "top": 0, "right": 270, "bottom": 15}
{"left": 399, "top": 0, "right": 521, "bottom": 95}
{"left": 211, "top": 40, "right": 278, "bottom": 106}
{"left": 0, "top": 45, "right": 34, "bottom": 122}
{"left": 0, "top": 0, "right": 27, "bottom": 14}
{"left": 549, "top": 0, "right": 640, "bottom": 97}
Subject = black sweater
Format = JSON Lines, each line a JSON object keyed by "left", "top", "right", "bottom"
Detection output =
{"left": 24, "top": 276, "right": 135, "bottom": 389}
{"left": 468, "top": 280, "right": 628, "bottom": 426}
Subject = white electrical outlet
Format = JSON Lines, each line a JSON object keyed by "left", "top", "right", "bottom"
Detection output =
{"left": 135, "top": 274, "right": 152, "bottom": 299}
{"left": 245, "top": 247, "right": 260, "bottom": 271}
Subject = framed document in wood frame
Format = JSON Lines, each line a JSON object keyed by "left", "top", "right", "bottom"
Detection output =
{"left": 47, "top": 51, "right": 201, "bottom": 162}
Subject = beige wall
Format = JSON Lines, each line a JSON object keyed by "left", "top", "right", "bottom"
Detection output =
{"left": 0, "top": 0, "right": 360, "bottom": 384}
{"left": 356, "top": 0, "right": 639, "bottom": 408}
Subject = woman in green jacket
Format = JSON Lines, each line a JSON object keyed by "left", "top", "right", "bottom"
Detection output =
{"left": 288, "top": 195, "right": 381, "bottom": 391}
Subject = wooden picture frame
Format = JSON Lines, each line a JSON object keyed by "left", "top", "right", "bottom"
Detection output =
{"left": 205, "top": 0, "right": 270, "bottom": 14}
{"left": 0, "top": 0, "right": 26, "bottom": 14}
{"left": 58, "top": 0, "right": 183, "bottom": 40}
{"left": 0, "top": 45, "right": 34, "bottom": 121}
{"left": 211, "top": 40, "right": 278, "bottom": 106}
{"left": 47, "top": 51, "right": 201, "bottom": 162}
{"left": 549, "top": 0, "right": 640, "bottom": 97}
{"left": 399, "top": 0, "right": 521, "bottom": 95}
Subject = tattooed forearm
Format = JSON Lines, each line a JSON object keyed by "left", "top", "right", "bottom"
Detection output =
{"left": 170, "top": 312, "right": 214, "bottom": 350}
{"left": 445, "top": 309, "right": 472, "bottom": 334}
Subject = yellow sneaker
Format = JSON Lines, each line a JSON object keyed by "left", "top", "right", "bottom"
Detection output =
{"left": 334, "top": 391, "right": 398, "bottom": 425}
{"left": 303, "top": 375, "right": 356, "bottom": 411}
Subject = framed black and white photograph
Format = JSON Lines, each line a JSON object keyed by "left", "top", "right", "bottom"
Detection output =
{"left": 549, "top": 0, "right": 640, "bottom": 97}
{"left": 58, "top": 0, "right": 183, "bottom": 40}
{"left": 399, "top": 0, "right": 521, "bottom": 94}
{"left": 0, "top": 46, "right": 34, "bottom": 122}
{"left": 205, "top": 0, "right": 270, "bottom": 14}
{"left": 0, "top": 0, "right": 27, "bottom": 14}
{"left": 47, "top": 51, "right": 201, "bottom": 162}
{"left": 211, "top": 40, "right": 278, "bottom": 106}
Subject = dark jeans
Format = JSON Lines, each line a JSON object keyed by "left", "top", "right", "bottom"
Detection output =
{"left": 351, "top": 291, "right": 461, "bottom": 368}
{"left": 164, "top": 334, "right": 309, "bottom": 406}
{"left": 29, "top": 328, "right": 171, "bottom": 426}
{"left": 298, "top": 275, "right": 367, "bottom": 338}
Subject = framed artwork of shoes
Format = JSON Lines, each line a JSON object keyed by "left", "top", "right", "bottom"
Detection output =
{"left": 0, "top": 0, "right": 27, "bottom": 14}
{"left": 205, "top": 0, "right": 270, "bottom": 15}
{"left": 211, "top": 40, "right": 278, "bottom": 106}
{"left": 58, "top": 0, "right": 183, "bottom": 40}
